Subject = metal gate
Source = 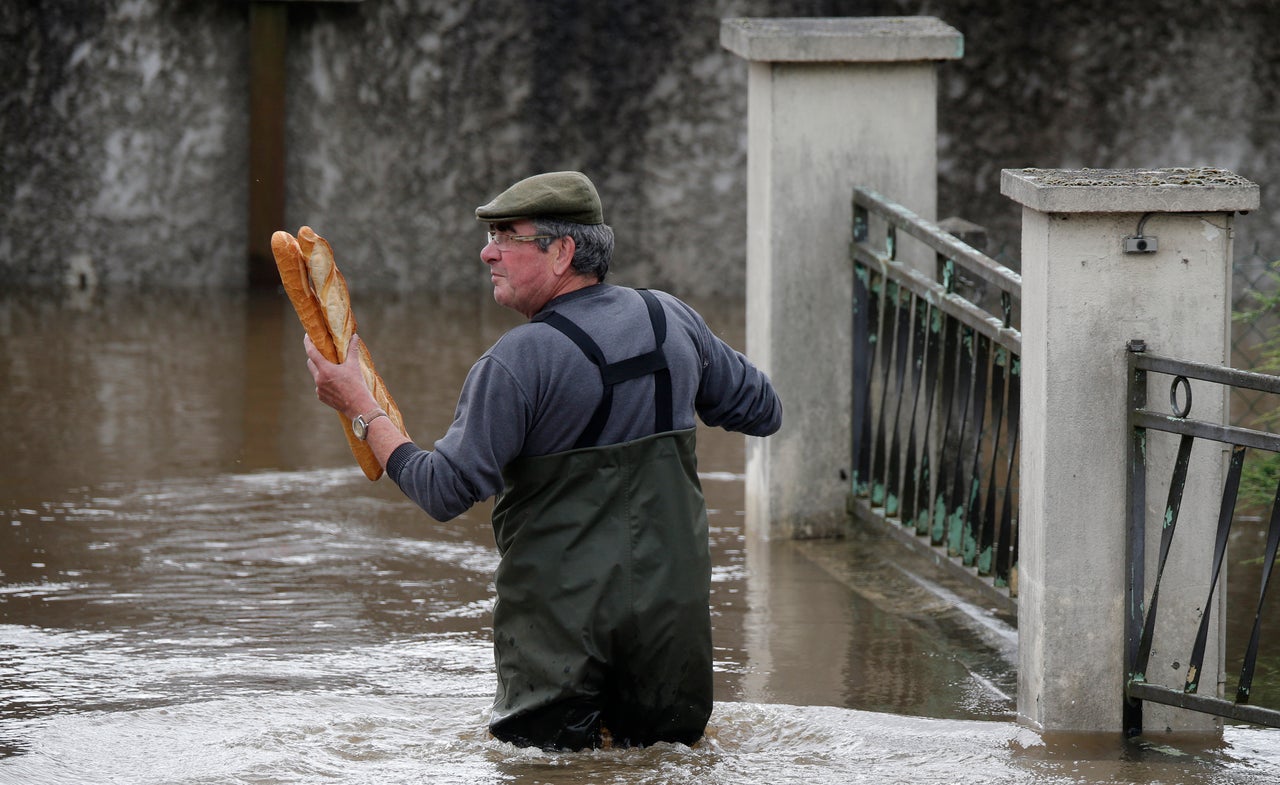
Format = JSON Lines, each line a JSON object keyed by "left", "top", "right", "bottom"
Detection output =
{"left": 1125, "top": 341, "right": 1280, "bottom": 732}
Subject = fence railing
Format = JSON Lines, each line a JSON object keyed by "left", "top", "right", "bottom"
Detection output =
{"left": 849, "top": 187, "right": 1023, "bottom": 610}
{"left": 1124, "top": 344, "right": 1280, "bottom": 731}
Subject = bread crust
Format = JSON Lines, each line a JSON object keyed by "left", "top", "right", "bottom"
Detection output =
{"left": 272, "top": 227, "right": 408, "bottom": 480}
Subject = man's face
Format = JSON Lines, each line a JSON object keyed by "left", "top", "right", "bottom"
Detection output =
{"left": 481, "top": 220, "right": 560, "bottom": 318}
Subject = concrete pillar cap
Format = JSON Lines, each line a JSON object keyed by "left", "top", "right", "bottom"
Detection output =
{"left": 1001, "top": 167, "right": 1259, "bottom": 214}
{"left": 721, "top": 17, "right": 963, "bottom": 63}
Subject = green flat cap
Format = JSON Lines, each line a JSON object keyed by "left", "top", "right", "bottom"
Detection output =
{"left": 475, "top": 171, "right": 604, "bottom": 225}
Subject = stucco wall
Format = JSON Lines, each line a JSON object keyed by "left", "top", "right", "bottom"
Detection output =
{"left": 4, "top": 1, "right": 1278, "bottom": 293}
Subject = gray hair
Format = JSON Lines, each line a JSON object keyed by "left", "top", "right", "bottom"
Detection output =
{"left": 532, "top": 218, "right": 614, "bottom": 282}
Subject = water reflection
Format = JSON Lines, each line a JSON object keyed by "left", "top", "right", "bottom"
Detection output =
{"left": 1, "top": 288, "right": 1278, "bottom": 784}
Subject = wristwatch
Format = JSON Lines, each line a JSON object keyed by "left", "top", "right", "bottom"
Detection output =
{"left": 352, "top": 407, "right": 388, "bottom": 441}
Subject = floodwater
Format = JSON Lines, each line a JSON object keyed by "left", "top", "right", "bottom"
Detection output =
{"left": 2, "top": 286, "right": 1279, "bottom": 784}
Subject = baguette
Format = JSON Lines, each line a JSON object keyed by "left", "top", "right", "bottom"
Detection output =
{"left": 271, "top": 227, "right": 408, "bottom": 481}
{"left": 271, "top": 231, "right": 336, "bottom": 360}
{"left": 296, "top": 226, "right": 408, "bottom": 446}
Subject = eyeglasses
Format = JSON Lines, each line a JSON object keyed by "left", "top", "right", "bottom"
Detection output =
{"left": 485, "top": 230, "right": 554, "bottom": 249}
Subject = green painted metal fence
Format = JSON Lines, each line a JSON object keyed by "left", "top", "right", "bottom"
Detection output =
{"left": 849, "top": 187, "right": 1022, "bottom": 610}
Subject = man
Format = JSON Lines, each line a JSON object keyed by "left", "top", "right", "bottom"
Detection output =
{"left": 304, "top": 171, "right": 781, "bottom": 750}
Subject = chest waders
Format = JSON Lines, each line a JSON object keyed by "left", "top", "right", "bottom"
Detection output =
{"left": 488, "top": 290, "right": 712, "bottom": 750}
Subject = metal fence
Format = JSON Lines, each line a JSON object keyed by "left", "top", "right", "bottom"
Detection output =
{"left": 849, "top": 188, "right": 1022, "bottom": 611}
{"left": 1124, "top": 346, "right": 1280, "bottom": 731}
{"left": 850, "top": 188, "right": 1280, "bottom": 727}
{"left": 849, "top": 190, "right": 1280, "bottom": 620}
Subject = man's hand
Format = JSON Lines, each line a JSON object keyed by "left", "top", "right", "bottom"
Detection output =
{"left": 304, "top": 333, "right": 378, "bottom": 420}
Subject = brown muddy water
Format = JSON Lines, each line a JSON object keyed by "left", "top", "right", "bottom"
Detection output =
{"left": 2, "top": 286, "right": 1279, "bottom": 784}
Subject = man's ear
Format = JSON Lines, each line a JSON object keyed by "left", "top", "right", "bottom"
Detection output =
{"left": 551, "top": 235, "right": 577, "bottom": 276}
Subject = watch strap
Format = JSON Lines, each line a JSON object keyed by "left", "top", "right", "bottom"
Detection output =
{"left": 353, "top": 407, "right": 389, "bottom": 440}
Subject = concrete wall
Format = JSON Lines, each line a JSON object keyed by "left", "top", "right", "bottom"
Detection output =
{"left": 4, "top": 1, "right": 1280, "bottom": 292}
{"left": 3, "top": 0, "right": 788, "bottom": 293}
{"left": 3, "top": 2, "right": 247, "bottom": 288}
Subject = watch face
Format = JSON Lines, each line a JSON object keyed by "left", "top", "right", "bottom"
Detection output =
{"left": 352, "top": 416, "right": 366, "bottom": 440}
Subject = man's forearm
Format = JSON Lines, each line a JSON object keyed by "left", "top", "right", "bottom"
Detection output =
{"left": 363, "top": 414, "right": 412, "bottom": 470}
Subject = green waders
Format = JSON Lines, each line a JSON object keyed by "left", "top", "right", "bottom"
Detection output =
{"left": 487, "top": 290, "right": 713, "bottom": 750}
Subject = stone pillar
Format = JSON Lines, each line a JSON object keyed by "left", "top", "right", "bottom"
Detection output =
{"left": 1002, "top": 167, "right": 1260, "bottom": 734}
{"left": 721, "top": 17, "right": 963, "bottom": 539}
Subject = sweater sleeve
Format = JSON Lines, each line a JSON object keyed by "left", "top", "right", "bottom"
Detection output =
{"left": 695, "top": 338, "right": 783, "bottom": 436}
{"left": 387, "top": 353, "right": 532, "bottom": 521}
{"left": 664, "top": 295, "right": 782, "bottom": 437}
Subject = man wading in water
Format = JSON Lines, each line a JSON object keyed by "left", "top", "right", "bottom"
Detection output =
{"left": 305, "top": 171, "right": 782, "bottom": 750}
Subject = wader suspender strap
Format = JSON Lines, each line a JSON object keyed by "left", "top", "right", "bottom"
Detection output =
{"left": 533, "top": 289, "right": 673, "bottom": 449}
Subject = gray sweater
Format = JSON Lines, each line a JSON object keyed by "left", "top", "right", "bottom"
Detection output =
{"left": 387, "top": 284, "right": 782, "bottom": 521}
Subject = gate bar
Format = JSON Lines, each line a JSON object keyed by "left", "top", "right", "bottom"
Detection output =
{"left": 1128, "top": 682, "right": 1280, "bottom": 727}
